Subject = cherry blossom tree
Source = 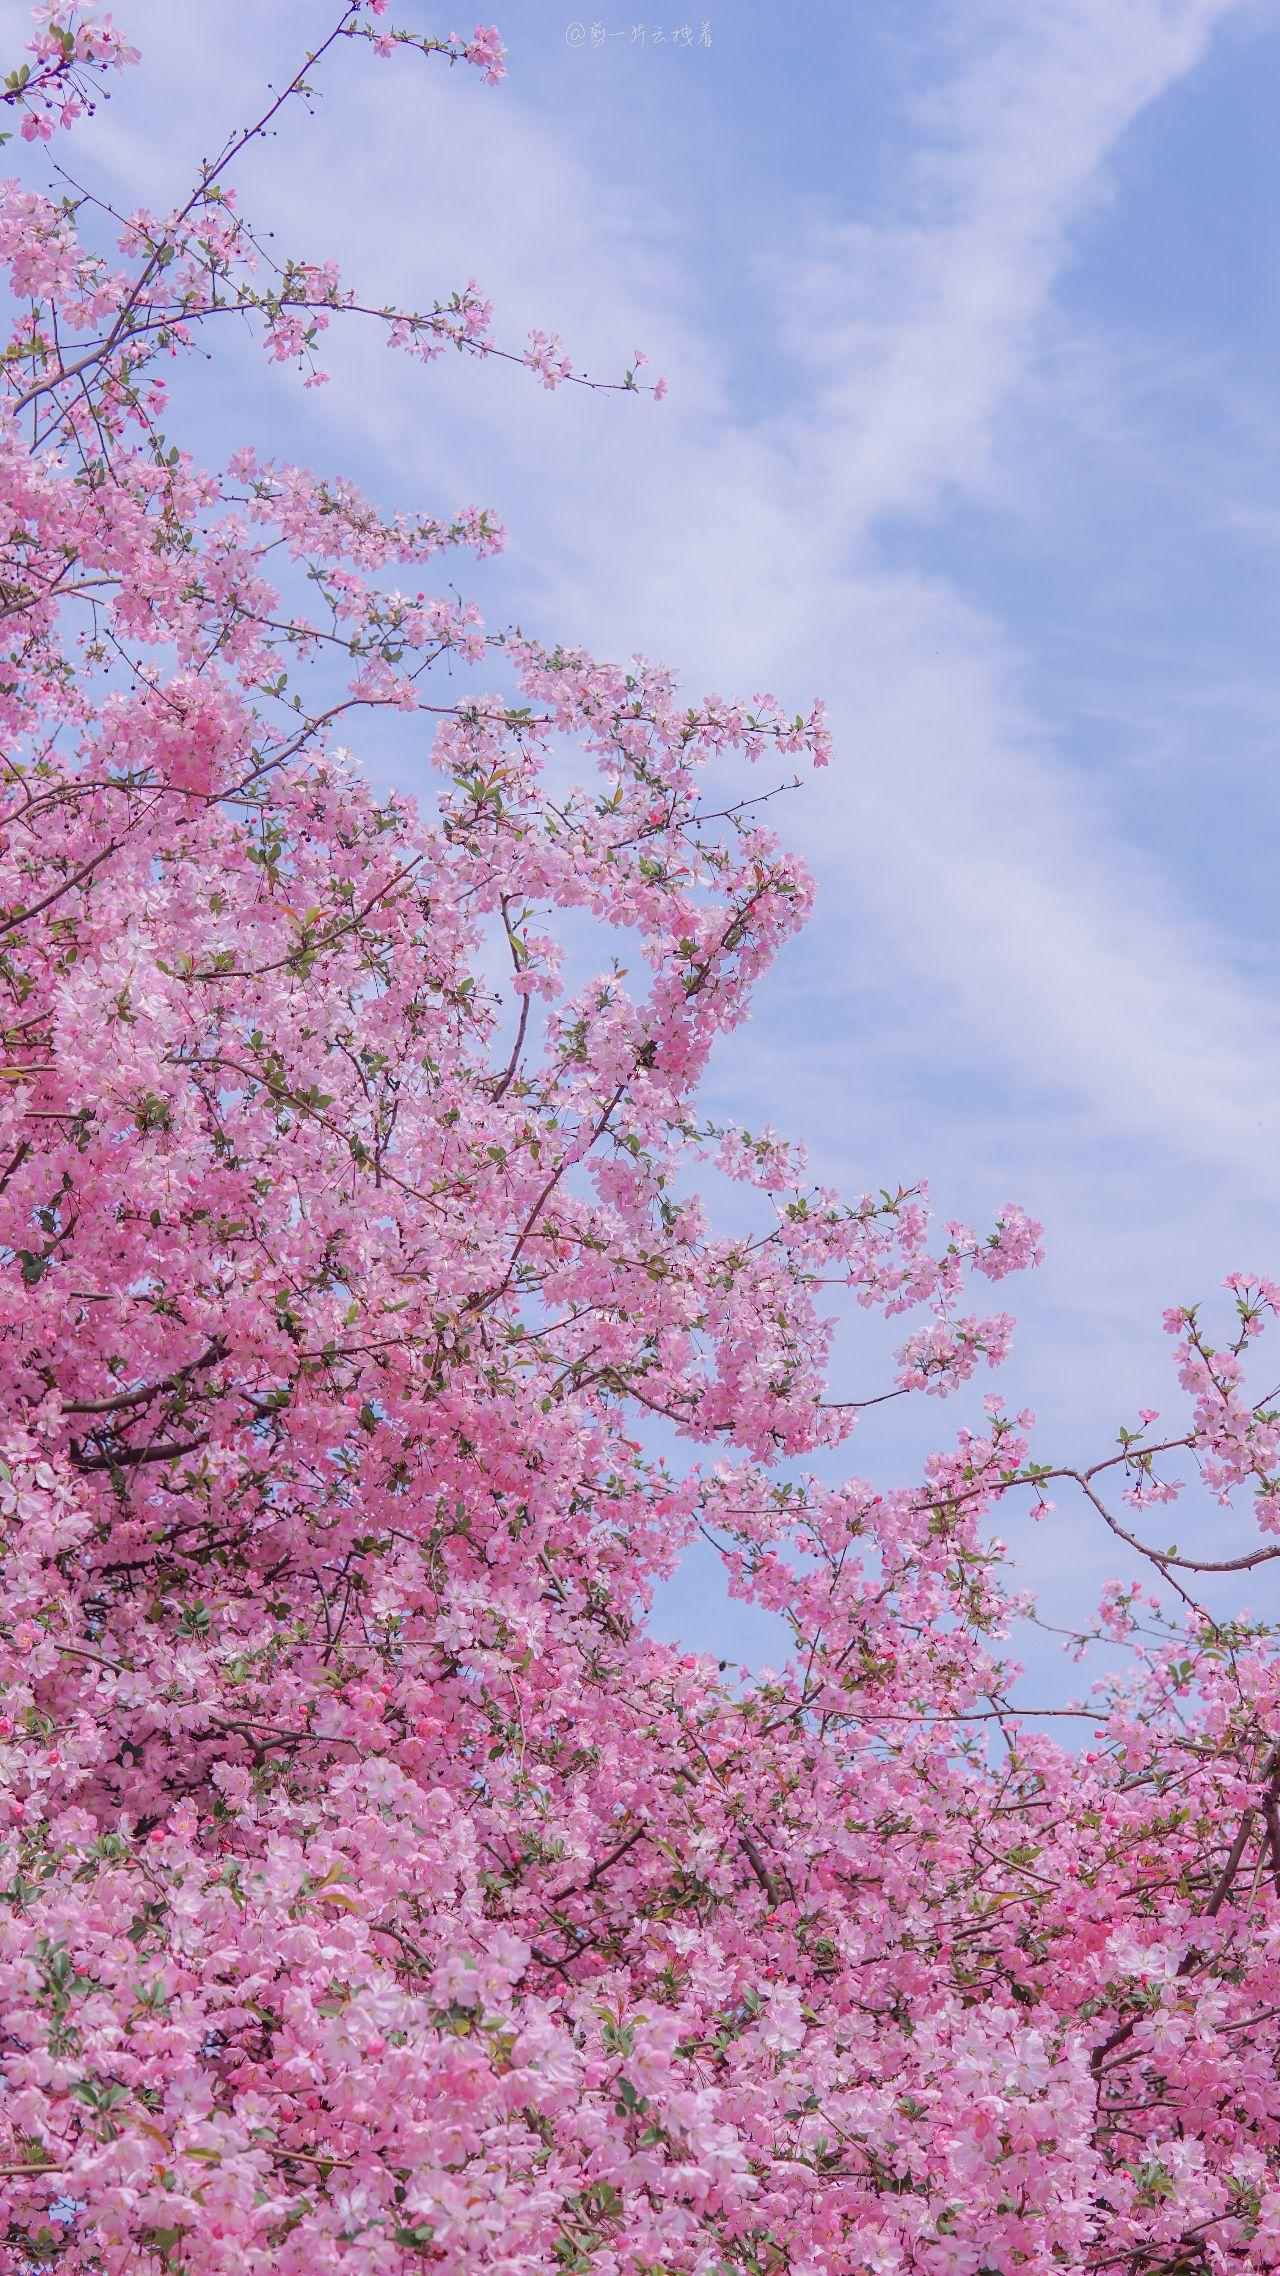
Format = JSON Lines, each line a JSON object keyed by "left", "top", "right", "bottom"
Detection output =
{"left": 2, "top": 8, "right": 1280, "bottom": 2273}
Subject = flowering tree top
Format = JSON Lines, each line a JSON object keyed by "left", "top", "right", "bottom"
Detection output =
{"left": 0, "top": 8, "right": 1279, "bottom": 2274}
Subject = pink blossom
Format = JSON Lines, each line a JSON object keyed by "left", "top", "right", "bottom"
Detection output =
{"left": 465, "top": 23, "right": 507, "bottom": 84}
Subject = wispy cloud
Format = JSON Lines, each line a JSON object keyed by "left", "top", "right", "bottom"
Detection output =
{"left": 281, "top": 0, "right": 1278, "bottom": 1200}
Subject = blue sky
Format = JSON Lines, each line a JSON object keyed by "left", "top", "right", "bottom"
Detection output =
{"left": 16, "top": 0, "right": 1280, "bottom": 1678}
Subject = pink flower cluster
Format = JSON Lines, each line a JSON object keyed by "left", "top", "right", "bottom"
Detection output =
{"left": 7, "top": 3, "right": 138, "bottom": 140}
{"left": 465, "top": 24, "right": 506, "bottom": 84}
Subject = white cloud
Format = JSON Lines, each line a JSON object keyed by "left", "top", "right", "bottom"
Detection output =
{"left": 280, "top": 0, "right": 1280, "bottom": 1201}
